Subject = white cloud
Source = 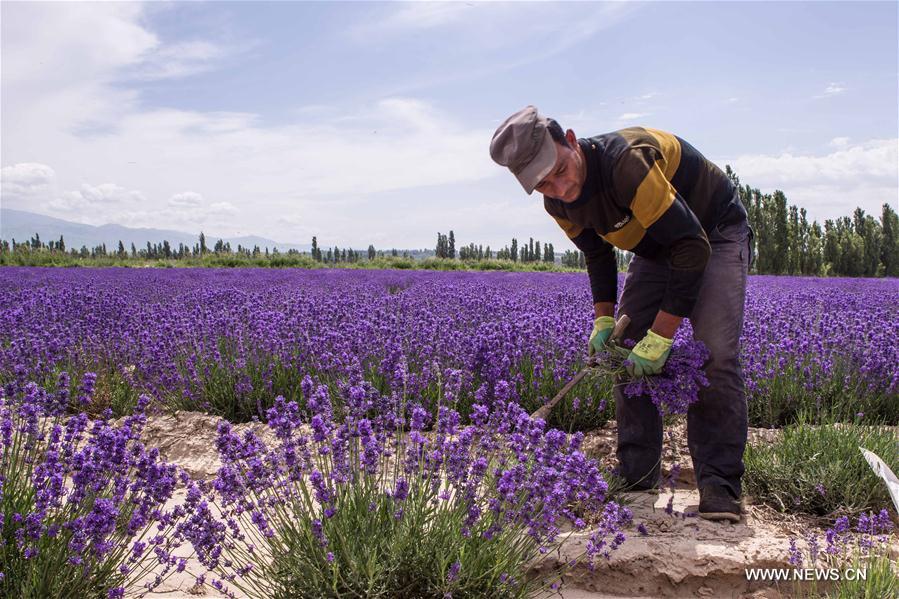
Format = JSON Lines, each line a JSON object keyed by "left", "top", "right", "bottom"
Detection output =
{"left": 1, "top": 2, "right": 242, "bottom": 150}
{"left": 618, "top": 112, "right": 650, "bottom": 121}
{"left": 1, "top": 163, "right": 57, "bottom": 205}
{"left": 828, "top": 136, "right": 850, "bottom": 148}
{"left": 732, "top": 139, "right": 896, "bottom": 183}
{"left": 3, "top": 90, "right": 498, "bottom": 238}
{"left": 209, "top": 201, "right": 237, "bottom": 215}
{"left": 48, "top": 183, "right": 146, "bottom": 212}
{"left": 377, "top": 2, "right": 472, "bottom": 31}
{"left": 44, "top": 95, "right": 491, "bottom": 198}
{"left": 1, "top": 2, "right": 238, "bottom": 85}
{"left": 814, "top": 82, "right": 847, "bottom": 99}
{"left": 78, "top": 183, "right": 145, "bottom": 205}
{"left": 168, "top": 192, "right": 204, "bottom": 207}
{"left": 346, "top": 2, "right": 639, "bottom": 98}
{"left": 727, "top": 138, "right": 898, "bottom": 222}
{"left": 1, "top": 3, "right": 157, "bottom": 86}
{"left": 24, "top": 183, "right": 241, "bottom": 230}
{"left": 130, "top": 40, "right": 232, "bottom": 81}
{"left": 0, "top": 164, "right": 237, "bottom": 231}
{"left": 159, "top": 198, "right": 239, "bottom": 228}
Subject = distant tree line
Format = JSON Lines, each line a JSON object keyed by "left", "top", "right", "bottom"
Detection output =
{"left": 2, "top": 166, "right": 897, "bottom": 277}
{"left": 434, "top": 231, "right": 558, "bottom": 264}
{"left": 559, "top": 248, "right": 632, "bottom": 271}
{"left": 0, "top": 232, "right": 413, "bottom": 265}
{"left": 726, "top": 166, "right": 899, "bottom": 277}
{"left": 307, "top": 236, "right": 369, "bottom": 263}
{"left": 2, "top": 231, "right": 276, "bottom": 261}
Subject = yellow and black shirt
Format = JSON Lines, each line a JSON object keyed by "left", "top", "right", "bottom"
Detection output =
{"left": 544, "top": 126, "right": 741, "bottom": 318}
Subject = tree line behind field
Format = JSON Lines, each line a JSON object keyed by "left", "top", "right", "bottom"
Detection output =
{"left": 726, "top": 167, "right": 899, "bottom": 277}
{"left": 2, "top": 166, "right": 898, "bottom": 277}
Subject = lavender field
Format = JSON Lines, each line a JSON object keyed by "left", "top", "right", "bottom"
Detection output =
{"left": 1, "top": 267, "right": 897, "bottom": 427}
{"left": 1, "top": 266, "right": 897, "bottom": 598}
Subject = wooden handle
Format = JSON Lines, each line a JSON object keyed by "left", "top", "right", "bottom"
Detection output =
{"left": 530, "top": 367, "right": 590, "bottom": 421}
{"left": 609, "top": 313, "right": 630, "bottom": 343}
{"left": 529, "top": 314, "right": 630, "bottom": 422}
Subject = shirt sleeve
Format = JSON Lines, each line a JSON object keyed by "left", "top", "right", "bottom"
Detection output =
{"left": 544, "top": 198, "right": 618, "bottom": 304}
{"left": 612, "top": 145, "right": 711, "bottom": 318}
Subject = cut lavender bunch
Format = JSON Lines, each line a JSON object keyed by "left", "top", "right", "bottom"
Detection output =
{"left": 585, "top": 332, "right": 710, "bottom": 417}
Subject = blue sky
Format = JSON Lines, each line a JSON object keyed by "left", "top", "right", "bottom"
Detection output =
{"left": 2, "top": 1, "right": 897, "bottom": 248}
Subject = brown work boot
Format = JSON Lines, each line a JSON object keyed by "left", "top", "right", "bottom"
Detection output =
{"left": 698, "top": 484, "right": 742, "bottom": 523}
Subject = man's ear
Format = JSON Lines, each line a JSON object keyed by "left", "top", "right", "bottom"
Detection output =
{"left": 565, "top": 129, "right": 577, "bottom": 147}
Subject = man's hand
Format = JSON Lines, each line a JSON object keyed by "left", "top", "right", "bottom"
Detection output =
{"left": 588, "top": 316, "right": 616, "bottom": 356}
{"left": 622, "top": 330, "right": 673, "bottom": 377}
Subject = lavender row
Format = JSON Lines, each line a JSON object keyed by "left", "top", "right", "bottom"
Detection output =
{"left": 0, "top": 267, "right": 896, "bottom": 425}
{"left": 1, "top": 374, "right": 632, "bottom": 597}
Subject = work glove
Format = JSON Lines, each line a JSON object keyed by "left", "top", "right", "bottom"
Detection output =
{"left": 588, "top": 316, "right": 617, "bottom": 356}
{"left": 620, "top": 330, "right": 673, "bottom": 377}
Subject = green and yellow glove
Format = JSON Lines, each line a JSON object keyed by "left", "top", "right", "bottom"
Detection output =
{"left": 587, "top": 316, "right": 616, "bottom": 356}
{"left": 623, "top": 330, "right": 672, "bottom": 377}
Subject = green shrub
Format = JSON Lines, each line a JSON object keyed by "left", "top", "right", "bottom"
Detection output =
{"left": 744, "top": 412, "right": 899, "bottom": 517}
{"left": 824, "top": 552, "right": 898, "bottom": 599}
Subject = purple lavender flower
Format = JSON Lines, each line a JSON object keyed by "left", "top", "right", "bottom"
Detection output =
{"left": 393, "top": 478, "right": 409, "bottom": 502}
{"left": 78, "top": 372, "right": 97, "bottom": 406}
{"left": 446, "top": 560, "right": 461, "bottom": 583}
{"left": 788, "top": 538, "right": 803, "bottom": 566}
{"left": 621, "top": 337, "right": 710, "bottom": 416}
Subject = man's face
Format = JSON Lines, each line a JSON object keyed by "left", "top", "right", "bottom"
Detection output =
{"left": 534, "top": 130, "right": 584, "bottom": 202}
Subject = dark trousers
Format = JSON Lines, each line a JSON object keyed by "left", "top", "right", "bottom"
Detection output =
{"left": 613, "top": 196, "right": 754, "bottom": 498}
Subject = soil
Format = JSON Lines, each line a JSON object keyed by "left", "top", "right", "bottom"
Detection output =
{"left": 132, "top": 413, "right": 897, "bottom": 599}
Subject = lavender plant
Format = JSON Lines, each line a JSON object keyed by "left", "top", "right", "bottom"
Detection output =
{"left": 786, "top": 509, "right": 897, "bottom": 598}
{"left": 0, "top": 374, "right": 191, "bottom": 598}
{"left": 192, "top": 377, "right": 632, "bottom": 598}
{"left": 744, "top": 412, "right": 899, "bottom": 517}
{"left": 741, "top": 279, "right": 899, "bottom": 427}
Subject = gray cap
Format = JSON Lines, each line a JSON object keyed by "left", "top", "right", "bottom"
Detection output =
{"left": 489, "top": 105, "right": 558, "bottom": 195}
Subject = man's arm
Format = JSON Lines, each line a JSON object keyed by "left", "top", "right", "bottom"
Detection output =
{"left": 649, "top": 310, "right": 682, "bottom": 340}
{"left": 594, "top": 301, "right": 615, "bottom": 319}
{"left": 612, "top": 145, "right": 711, "bottom": 334}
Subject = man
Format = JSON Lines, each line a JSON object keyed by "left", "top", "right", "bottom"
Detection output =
{"left": 489, "top": 105, "right": 754, "bottom": 523}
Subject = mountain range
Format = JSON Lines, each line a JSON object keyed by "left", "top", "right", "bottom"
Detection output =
{"left": 0, "top": 208, "right": 311, "bottom": 252}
